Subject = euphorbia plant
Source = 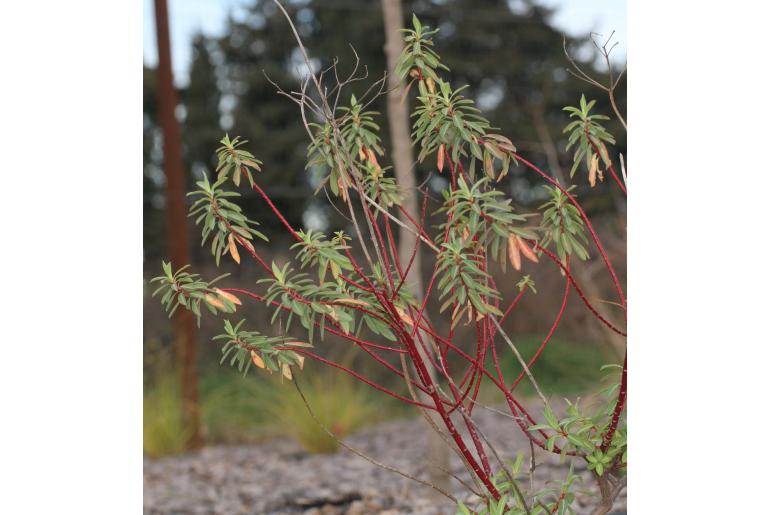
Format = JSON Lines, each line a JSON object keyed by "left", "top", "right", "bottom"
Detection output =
{"left": 152, "top": 6, "right": 626, "bottom": 514}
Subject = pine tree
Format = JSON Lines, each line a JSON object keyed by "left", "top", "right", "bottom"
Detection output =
{"left": 183, "top": 35, "right": 223, "bottom": 175}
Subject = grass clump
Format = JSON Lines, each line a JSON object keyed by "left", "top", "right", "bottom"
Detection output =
{"left": 144, "top": 351, "right": 383, "bottom": 456}
{"left": 268, "top": 371, "right": 380, "bottom": 454}
{"left": 143, "top": 372, "right": 188, "bottom": 457}
{"left": 199, "top": 370, "right": 275, "bottom": 443}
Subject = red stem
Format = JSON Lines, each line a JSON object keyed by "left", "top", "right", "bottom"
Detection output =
{"left": 500, "top": 287, "right": 527, "bottom": 323}
{"left": 289, "top": 349, "right": 434, "bottom": 409}
{"left": 252, "top": 182, "right": 302, "bottom": 241}
{"left": 534, "top": 242, "right": 626, "bottom": 337}
{"left": 509, "top": 267, "right": 571, "bottom": 391}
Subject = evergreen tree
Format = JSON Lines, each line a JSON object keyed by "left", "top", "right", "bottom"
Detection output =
{"left": 144, "top": 65, "right": 165, "bottom": 258}
{"left": 183, "top": 35, "right": 223, "bottom": 175}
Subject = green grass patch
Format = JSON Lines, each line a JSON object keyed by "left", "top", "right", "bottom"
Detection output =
{"left": 478, "top": 335, "right": 617, "bottom": 403}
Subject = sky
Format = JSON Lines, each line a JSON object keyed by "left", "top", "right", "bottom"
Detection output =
{"left": 143, "top": 0, "right": 626, "bottom": 86}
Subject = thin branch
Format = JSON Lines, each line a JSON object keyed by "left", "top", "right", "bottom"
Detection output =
{"left": 491, "top": 316, "right": 549, "bottom": 408}
{"left": 361, "top": 192, "right": 440, "bottom": 252}
{"left": 563, "top": 36, "right": 605, "bottom": 90}
{"left": 398, "top": 354, "right": 484, "bottom": 493}
{"left": 562, "top": 33, "right": 627, "bottom": 130}
{"left": 619, "top": 153, "right": 627, "bottom": 186}
{"left": 466, "top": 398, "right": 528, "bottom": 422}
{"left": 529, "top": 439, "right": 536, "bottom": 495}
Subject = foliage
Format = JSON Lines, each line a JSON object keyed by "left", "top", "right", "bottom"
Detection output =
{"left": 528, "top": 369, "right": 627, "bottom": 475}
{"left": 291, "top": 229, "right": 354, "bottom": 283}
{"left": 215, "top": 134, "right": 263, "bottom": 187}
{"left": 188, "top": 175, "right": 268, "bottom": 266}
{"left": 396, "top": 14, "right": 448, "bottom": 83}
{"left": 436, "top": 234, "right": 502, "bottom": 322}
{"left": 339, "top": 95, "right": 384, "bottom": 163}
{"left": 150, "top": 262, "right": 236, "bottom": 325}
{"left": 437, "top": 176, "right": 536, "bottom": 266}
{"left": 538, "top": 186, "right": 589, "bottom": 262}
{"left": 215, "top": 319, "right": 311, "bottom": 379}
{"left": 458, "top": 459, "right": 580, "bottom": 514}
{"left": 306, "top": 94, "right": 402, "bottom": 206}
{"left": 563, "top": 95, "right": 615, "bottom": 182}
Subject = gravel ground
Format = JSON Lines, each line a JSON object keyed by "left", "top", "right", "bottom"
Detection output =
{"left": 145, "top": 406, "right": 626, "bottom": 514}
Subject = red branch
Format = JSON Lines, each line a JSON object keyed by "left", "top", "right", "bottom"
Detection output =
{"left": 509, "top": 267, "right": 571, "bottom": 391}
{"left": 289, "top": 348, "right": 434, "bottom": 409}
{"left": 533, "top": 243, "right": 626, "bottom": 337}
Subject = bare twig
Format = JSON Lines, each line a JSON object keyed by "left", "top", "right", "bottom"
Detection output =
{"left": 619, "top": 153, "right": 627, "bottom": 186}
{"left": 466, "top": 398, "right": 528, "bottom": 422}
{"left": 529, "top": 439, "right": 536, "bottom": 495}
{"left": 490, "top": 317, "right": 549, "bottom": 408}
{"left": 563, "top": 33, "right": 627, "bottom": 130}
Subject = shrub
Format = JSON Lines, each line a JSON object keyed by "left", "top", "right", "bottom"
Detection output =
{"left": 152, "top": 6, "right": 626, "bottom": 513}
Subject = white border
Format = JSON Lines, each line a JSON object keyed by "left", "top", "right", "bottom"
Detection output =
{"left": 629, "top": 0, "right": 770, "bottom": 511}
{"left": 0, "top": 1, "right": 142, "bottom": 513}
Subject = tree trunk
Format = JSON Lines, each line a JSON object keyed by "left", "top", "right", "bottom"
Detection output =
{"left": 381, "top": 0, "right": 450, "bottom": 493}
{"left": 153, "top": 0, "right": 202, "bottom": 450}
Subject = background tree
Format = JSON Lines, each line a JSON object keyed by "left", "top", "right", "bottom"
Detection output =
{"left": 183, "top": 35, "right": 223, "bottom": 176}
{"left": 143, "top": 65, "right": 165, "bottom": 259}
{"left": 152, "top": 0, "right": 202, "bottom": 449}
{"left": 381, "top": 0, "right": 450, "bottom": 492}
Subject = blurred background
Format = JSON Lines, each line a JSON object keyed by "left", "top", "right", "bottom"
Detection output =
{"left": 143, "top": 0, "right": 626, "bottom": 458}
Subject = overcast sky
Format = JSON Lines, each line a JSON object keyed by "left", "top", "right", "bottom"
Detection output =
{"left": 143, "top": 0, "right": 626, "bottom": 86}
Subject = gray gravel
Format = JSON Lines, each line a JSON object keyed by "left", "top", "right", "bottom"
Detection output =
{"left": 145, "top": 407, "right": 626, "bottom": 514}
